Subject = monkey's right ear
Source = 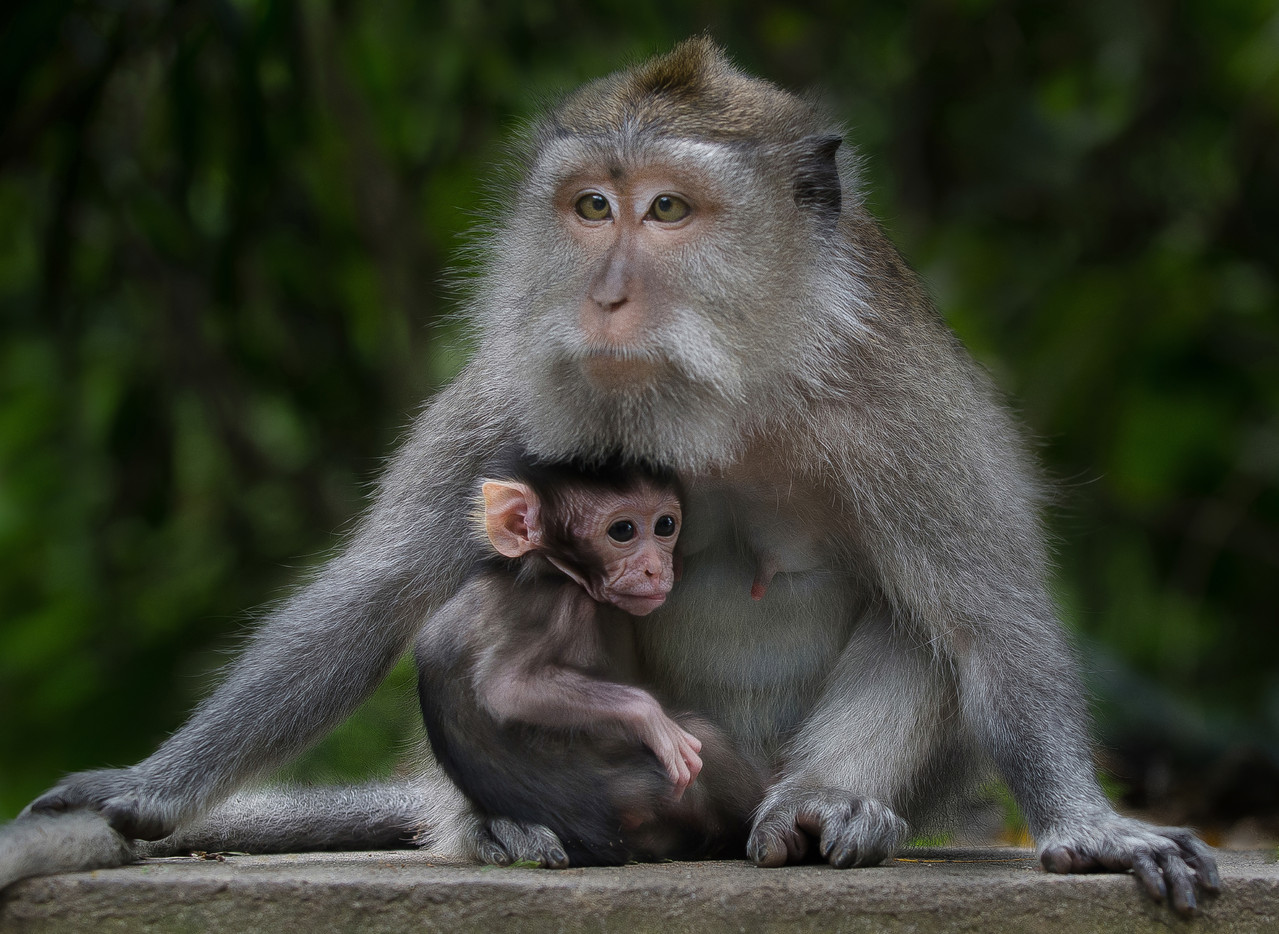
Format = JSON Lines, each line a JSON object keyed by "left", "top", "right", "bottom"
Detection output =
{"left": 481, "top": 481, "right": 541, "bottom": 558}
{"left": 791, "top": 134, "right": 842, "bottom": 230}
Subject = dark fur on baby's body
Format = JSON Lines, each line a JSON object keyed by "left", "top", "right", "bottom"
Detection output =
{"left": 8, "top": 38, "right": 1217, "bottom": 914}
{"left": 417, "top": 457, "right": 764, "bottom": 866}
{"left": 417, "top": 572, "right": 762, "bottom": 867}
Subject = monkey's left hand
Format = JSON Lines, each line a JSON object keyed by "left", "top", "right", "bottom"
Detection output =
{"left": 1039, "top": 814, "right": 1220, "bottom": 916}
{"left": 747, "top": 786, "right": 908, "bottom": 869}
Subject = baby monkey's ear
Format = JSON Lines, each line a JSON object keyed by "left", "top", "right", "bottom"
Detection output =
{"left": 481, "top": 480, "right": 542, "bottom": 557}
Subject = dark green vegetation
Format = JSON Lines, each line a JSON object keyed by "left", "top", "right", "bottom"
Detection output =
{"left": 1, "top": 1, "right": 1275, "bottom": 830}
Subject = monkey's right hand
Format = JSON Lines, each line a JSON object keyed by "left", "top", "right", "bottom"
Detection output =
{"left": 475, "top": 816, "right": 570, "bottom": 869}
{"left": 26, "top": 767, "right": 176, "bottom": 841}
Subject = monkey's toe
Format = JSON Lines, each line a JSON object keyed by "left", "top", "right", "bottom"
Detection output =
{"left": 482, "top": 816, "right": 569, "bottom": 868}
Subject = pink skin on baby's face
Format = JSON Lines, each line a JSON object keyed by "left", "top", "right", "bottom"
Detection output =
{"left": 575, "top": 484, "right": 681, "bottom": 616}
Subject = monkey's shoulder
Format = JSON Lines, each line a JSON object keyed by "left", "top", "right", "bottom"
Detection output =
{"left": 448, "top": 567, "right": 597, "bottom": 640}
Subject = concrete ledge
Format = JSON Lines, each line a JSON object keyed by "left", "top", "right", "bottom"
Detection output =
{"left": 2, "top": 847, "right": 1274, "bottom": 933}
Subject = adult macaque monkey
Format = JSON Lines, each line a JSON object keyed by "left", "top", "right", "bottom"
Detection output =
{"left": 7, "top": 38, "right": 1218, "bottom": 914}
{"left": 417, "top": 459, "right": 764, "bottom": 865}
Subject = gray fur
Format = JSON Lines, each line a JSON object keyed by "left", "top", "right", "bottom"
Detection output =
{"left": 132, "top": 775, "right": 473, "bottom": 858}
{"left": 7, "top": 38, "right": 1216, "bottom": 914}
{"left": 0, "top": 811, "right": 134, "bottom": 890}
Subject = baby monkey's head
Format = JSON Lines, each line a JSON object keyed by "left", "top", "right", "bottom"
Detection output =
{"left": 479, "top": 461, "right": 682, "bottom": 616}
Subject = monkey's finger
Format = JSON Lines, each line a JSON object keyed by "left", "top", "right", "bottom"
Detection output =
{"left": 1168, "top": 829, "right": 1221, "bottom": 893}
{"left": 813, "top": 804, "right": 900, "bottom": 868}
{"left": 819, "top": 830, "right": 860, "bottom": 869}
{"left": 1127, "top": 850, "right": 1167, "bottom": 904}
{"left": 1185, "top": 849, "right": 1222, "bottom": 894}
{"left": 746, "top": 820, "right": 799, "bottom": 867}
{"left": 1039, "top": 846, "right": 1071, "bottom": 874}
{"left": 683, "top": 748, "right": 703, "bottom": 784}
{"left": 1041, "top": 845, "right": 1100, "bottom": 874}
{"left": 1155, "top": 850, "right": 1199, "bottom": 917}
{"left": 661, "top": 748, "right": 691, "bottom": 799}
{"left": 475, "top": 834, "right": 513, "bottom": 866}
{"left": 747, "top": 841, "right": 785, "bottom": 867}
{"left": 662, "top": 747, "right": 692, "bottom": 795}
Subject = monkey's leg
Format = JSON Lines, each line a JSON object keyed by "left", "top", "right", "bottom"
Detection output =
{"left": 747, "top": 609, "right": 940, "bottom": 869}
{"left": 26, "top": 368, "right": 505, "bottom": 843}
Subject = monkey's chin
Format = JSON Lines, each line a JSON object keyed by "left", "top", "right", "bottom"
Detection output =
{"left": 611, "top": 593, "right": 667, "bottom": 616}
{"left": 580, "top": 352, "right": 662, "bottom": 391}
{"left": 517, "top": 351, "right": 750, "bottom": 472}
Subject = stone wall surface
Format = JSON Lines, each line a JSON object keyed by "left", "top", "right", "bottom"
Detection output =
{"left": 2, "top": 847, "right": 1274, "bottom": 934}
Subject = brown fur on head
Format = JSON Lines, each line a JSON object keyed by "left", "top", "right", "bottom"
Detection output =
{"left": 550, "top": 37, "right": 824, "bottom": 145}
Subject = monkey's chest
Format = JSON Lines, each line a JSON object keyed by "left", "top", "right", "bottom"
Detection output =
{"left": 636, "top": 480, "right": 856, "bottom": 760}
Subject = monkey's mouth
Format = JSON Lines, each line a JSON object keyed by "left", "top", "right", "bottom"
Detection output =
{"left": 609, "top": 592, "right": 669, "bottom": 616}
{"left": 579, "top": 346, "right": 665, "bottom": 390}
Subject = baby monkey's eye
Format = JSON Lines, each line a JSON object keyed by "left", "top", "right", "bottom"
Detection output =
{"left": 649, "top": 195, "right": 690, "bottom": 223}
{"left": 654, "top": 515, "right": 677, "bottom": 538}
{"left": 607, "top": 520, "right": 636, "bottom": 543}
{"left": 575, "top": 193, "right": 612, "bottom": 221}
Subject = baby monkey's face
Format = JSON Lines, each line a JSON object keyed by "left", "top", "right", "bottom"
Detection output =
{"left": 577, "top": 482, "right": 681, "bottom": 616}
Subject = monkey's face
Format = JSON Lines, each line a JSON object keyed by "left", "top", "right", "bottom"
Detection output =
{"left": 478, "top": 133, "right": 863, "bottom": 472}
{"left": 578, "top": 483, "right": 682, "bottom": 616}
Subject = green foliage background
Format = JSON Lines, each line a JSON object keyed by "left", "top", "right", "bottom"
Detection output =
{"left": 1, "top": 1, "right": 1276, "bottom": 820}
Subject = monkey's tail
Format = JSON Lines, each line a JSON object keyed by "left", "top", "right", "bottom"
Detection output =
{"left": 1, "top": 771, "right": 476, "bottom": 892}
{"left": 135, "top": 771, "right": 475, "bottom": 859}
{"left": 0, "top": 810, "right": 134, "bottom": 891}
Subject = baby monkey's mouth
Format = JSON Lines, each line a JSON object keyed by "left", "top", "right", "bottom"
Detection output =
{"left": 612, "top": 593, "right": 667, "bottom": 616}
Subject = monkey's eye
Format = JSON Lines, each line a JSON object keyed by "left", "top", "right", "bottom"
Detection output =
{"left": 649, "top": 195, "right": 690, "bottom": 223}
{"left": 654, "top": 515, "right": 677, "bottom": 538}
{"left": 607, "top": 520, "right": 636, "bottom": 543}
{"left": 575, "top": 193, "right": 612, "bottom": 221}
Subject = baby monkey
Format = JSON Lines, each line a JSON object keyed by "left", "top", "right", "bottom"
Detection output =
{"left": 415, "top": 459, "right": 764, "bottom": 866}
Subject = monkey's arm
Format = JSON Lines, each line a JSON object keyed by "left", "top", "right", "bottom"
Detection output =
{"left": 956, "top": 621, "right": 1220, "bottom": 914}
{"left": 27, "top": 365, "right": 509, "bottom": 841}
{"left": 478, "top": 651, "right": 703, "bottom": 795}
{"left": 934, "top": 447, "right": 1218, "bottom": 913}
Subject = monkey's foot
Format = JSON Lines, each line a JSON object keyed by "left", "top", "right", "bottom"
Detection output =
{"left": 0, "top": 811, "right": 135, "bottom": 892}
{"left": 474, "top": 817, "right": 569, "bottom": 869}
{"left": 1038, "top": 815, "right": 1220, "bottom": 917}
{"left": 747, "top": 787, "right": 907, "bottom": 868}
{"left": 27, "top": 767, "right": 177, "bottom": 841}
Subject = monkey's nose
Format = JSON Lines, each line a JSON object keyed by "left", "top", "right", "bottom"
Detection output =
{"left": 589, "top": 280, "right": 628, "bottom": 312}
{"left": 589, "top": 246, "right": 631, "bottom": 311}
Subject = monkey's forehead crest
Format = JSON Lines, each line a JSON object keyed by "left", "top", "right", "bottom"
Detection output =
{"left": 546, "top": 37, "right": 829, "bottom": 148}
